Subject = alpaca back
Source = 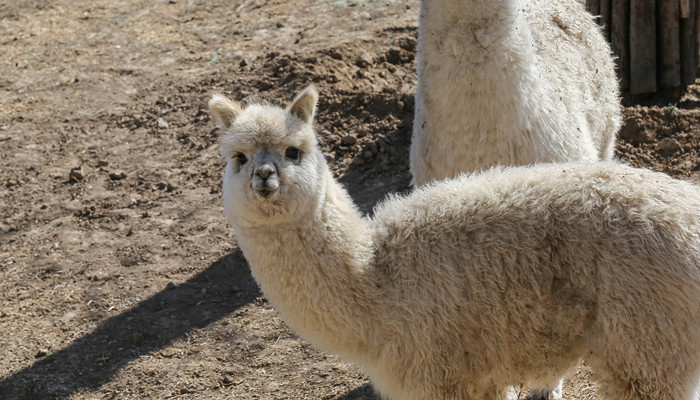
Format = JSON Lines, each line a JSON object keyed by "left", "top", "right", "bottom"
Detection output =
{"left": 367, "top": 162, "right": 699, "bottom": 398}
{"left": 410, "top": 0, "right": 621, "bottom": 186}
{"left": 374, "top": 162, "right": 700, "bottom": 312}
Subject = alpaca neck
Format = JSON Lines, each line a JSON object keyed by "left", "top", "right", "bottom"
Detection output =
{"left": 417, "top": 0, "right": 528, "bottom": 90}
{"left": 236, "top": 176, "right": 379, "bottom": 360}
{"left": 415, "top": 0, "right": 537, "bottom": 176}
{"left": 418, "top": 0, "right": 531, "bottom": 70}
{"left": 420, "top": 0, "right": 519, "bottom": 39}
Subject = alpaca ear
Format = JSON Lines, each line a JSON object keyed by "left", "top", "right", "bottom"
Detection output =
{"left": 288, "top": 85, "right": 318, "bottom": 124}
{"left": 208, "top": 94, "right": 243, "bottom": 130}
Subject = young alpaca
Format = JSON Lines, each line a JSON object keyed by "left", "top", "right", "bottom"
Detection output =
{"left": 210, "top": 86, "right": 700, "bottom": 400}
{"left": 411, "top": 0, "right": 621, "bottom": 186}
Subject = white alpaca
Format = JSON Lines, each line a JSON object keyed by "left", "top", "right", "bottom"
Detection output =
{"left": 210, "top": 86, "right": 700, "bottom": 400}
{"left": 410, "top": 0, "right": 621, "bottom": 186}
{"left": 414, "top": 2, "right": 621, "bottom": 396}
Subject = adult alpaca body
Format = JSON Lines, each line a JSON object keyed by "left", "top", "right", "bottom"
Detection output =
{"left": 211, "top": 87, "right": 700, "bottom": 400}
{"left": 410, "top": 0, "right": 621, "bottom": 186}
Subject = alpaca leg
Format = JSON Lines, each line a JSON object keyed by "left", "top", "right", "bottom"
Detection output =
{"left": 472, "top": 381, "right": 517, "bottom": 400}
{"left": 524, "top": 379, "right": 563, "bottom": 400}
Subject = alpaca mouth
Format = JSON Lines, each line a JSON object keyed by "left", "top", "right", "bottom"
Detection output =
{"left": 252, "top": 180, "right": 280, "bottom": 199}
{"left": 255, "top": 188, "right": 277, "bottom": 198}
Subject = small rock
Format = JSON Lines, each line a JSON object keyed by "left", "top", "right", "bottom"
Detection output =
{"left": 355, "top": 53, "right": 373, "bottom": 69}
{"left": 325, "top": 74, "right": 339, "bottom": 84}
{"left": 340, "top": 136, "right": 357, "bottom": 146}
{"left": 351, "top": 157, "right": 365, "bottom": 166}
{"left": 619, "top": 119, "right": 655, "bottom": 145}
{"left": 397, "top": 36, "right": 418, "bottom": 52}
{"left": 357, "top": 11, "right": 372, "bottom": 20}
{"left": 166, "top": 282, "right": 176, "bottom": 290}
{"left": 676, "top": 159, "right": 694, "bottom": 170}
{"left": 0, "top": 125, "right": 7, "bottom": 130}
{"left": 618, "top": 142, "right": 633, "bottom": 153}
{"left": 362, "top": 150, "right": 374, "bottom": 160}
{"left": 385, "top": 47, "right": 403, "bottom": 65}
{"left": 155, "top": 181, "right": 177, "bottom": 191}
{"left": 69, "top": 166, "right": 85, "bottom": 182}
{"left": 658, "top": 138, "right": 681, "bottom": 153}
{"left": 35, "top": 349, "right": 49, "bottom": 358}
{"left": 133, "top": 333, "right": 144, "bottom": 344}
{"left": 109, "top": 170, "right": 127, "bottom": 180}
{"left": 328, "top": 49, "right": 343, "bottom": 60}
{"left": 277, "top": 57, "right": 291, "bottom": 67}
{"left": 157, "top": 117, "right": 169, "bottom": 129}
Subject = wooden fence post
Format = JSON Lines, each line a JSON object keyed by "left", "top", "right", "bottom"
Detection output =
{"left": 587, "top": 0, "right": 601, "bottom": 16}
{"left": 629, "top": 0, "right": 657, "bottom": 94}
{"left": 611, "top": 0, "right": 630, "bottom": 90}
{"left": 659, "top": 0, "right": 682, "bottom": 89}
{"left": 586, "top": 0, "right": 698, "bottom": 95}
{"left": 680, "top": 0, "right": 698, "bottom": 85}
{"left": 600, "top": 0, "right": 613, "bottom": 41}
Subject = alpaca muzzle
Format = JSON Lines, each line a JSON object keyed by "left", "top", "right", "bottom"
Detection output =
{"left": 252, "top": 162, "right": 279, "bottom": 197}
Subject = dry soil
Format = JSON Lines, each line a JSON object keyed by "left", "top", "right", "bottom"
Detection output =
{"left": 1, "top": 1, "right": 699, "bottom": 399}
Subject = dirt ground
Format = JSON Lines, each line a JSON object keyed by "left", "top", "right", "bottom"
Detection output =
{"left": 0, "top": 1, "right": 698, "bottom": 399}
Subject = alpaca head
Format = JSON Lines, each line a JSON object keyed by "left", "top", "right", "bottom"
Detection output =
{"left": 209, "top": 85, "right": 327, "bottom": 228}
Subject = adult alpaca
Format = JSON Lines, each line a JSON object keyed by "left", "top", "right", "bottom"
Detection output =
{"left": 210, "top": 86, "right": 699, "bottom": 400}
{"left": 411, "top": 2, "right": 621, "bottom": 395}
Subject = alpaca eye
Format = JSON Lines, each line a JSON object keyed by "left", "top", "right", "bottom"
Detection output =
{"left": 285, "top": 147, "right": 300, "bottom": 161}
{"left": 235, "top": 153, "right": 248, "bottom": 165}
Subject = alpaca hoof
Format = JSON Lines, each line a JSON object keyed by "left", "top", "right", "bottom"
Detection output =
{"left": 524, "top": 388, "right": 559, "bottom": 400}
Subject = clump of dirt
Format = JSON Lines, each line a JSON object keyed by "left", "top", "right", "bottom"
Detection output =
{"left": 0, "top": 0, "right": 698, "bottom": 399}
{"left": 617, "top": 103, "right": 700, "bottom": 180}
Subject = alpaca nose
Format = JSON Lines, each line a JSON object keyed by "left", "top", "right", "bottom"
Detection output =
{"left": 255, "top": 163, "right": 276, "bottom": 180}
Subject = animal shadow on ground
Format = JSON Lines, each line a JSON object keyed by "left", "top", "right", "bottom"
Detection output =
{"left": 0, "top": 178, "right": 405, "bottom": 400}
{"left": 336, "top": 383, "right": 381, "bottom": 400}
{"left": 0, "top": 250, "right": 260, "bottom": 399}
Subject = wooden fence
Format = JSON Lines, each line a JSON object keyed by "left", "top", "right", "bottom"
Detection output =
{"left": 586, "top": 0, "right": 700, "bottom": 95}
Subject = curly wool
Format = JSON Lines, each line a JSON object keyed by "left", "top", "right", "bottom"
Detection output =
{"left": 410, "top": 0, "right": 622, "bottom": 186}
